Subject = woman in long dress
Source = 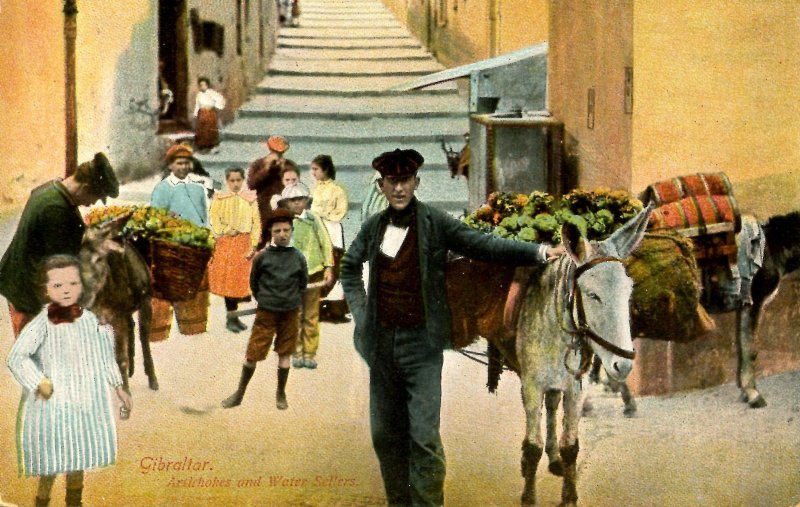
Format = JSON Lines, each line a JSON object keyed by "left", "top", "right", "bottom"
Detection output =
{"left": 193, "top": 77, "right": 226, "bottom": 152}
{"left": 309, "top": 154, "right": 350, "bottom": 322}
{"left": 208, "top": 167, "right": 261, "bottom": 333}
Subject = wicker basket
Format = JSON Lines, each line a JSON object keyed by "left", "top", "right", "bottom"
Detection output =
{"left": 149, "top": 239, "right": 212, "bottom": 301}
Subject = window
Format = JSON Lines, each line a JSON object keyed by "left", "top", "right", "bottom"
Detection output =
{"left": 190, "top": 9, "right": 225, "bottom": 57}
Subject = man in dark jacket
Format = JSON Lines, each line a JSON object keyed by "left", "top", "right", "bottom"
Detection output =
{"left": 0, "top": 153, "right": 119, "bottom": 336}
{"left": 340, "top": 149, "right": 562, "bottom": 506}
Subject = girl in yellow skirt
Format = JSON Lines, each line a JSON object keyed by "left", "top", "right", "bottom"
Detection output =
{"left": 208, "top": 167, "right": 261, "bottom": 333}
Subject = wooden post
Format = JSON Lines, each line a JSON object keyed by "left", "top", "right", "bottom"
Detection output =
{"left": 64, "top": 0, "right": 78, "bottom": 177}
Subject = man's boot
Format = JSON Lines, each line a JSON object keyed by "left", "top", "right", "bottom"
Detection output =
{"left": 34, "top": 497, "right": 50, "bottom": 507}
{"left": 222, "top": 364, "right": 256, "bottom": 408}
{"left": 276, "top": 367, "right": 290, "bottom": 410}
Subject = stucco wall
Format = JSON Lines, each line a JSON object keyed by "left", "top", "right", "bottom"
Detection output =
{"left": 186, "top": 1, "right": 277, "bottom": 126}
{"left": 0, "top": 1, "right": 278, "bottom": 218}
{"left": 548, "top": 0, "right": 633, "bottom": 192}
{"left": 631, "top": 1, "right": 800, "bottom": 218}
{"left": 0, "top": 2, "right": 159, "bottom": 217}
{"left": 0, "top": 3, "right": 64, "bottom": 212}
{"left": 381, "top": 0, "right": 547, "bottom": 68}
{"left": 85, "top": 1, "right": 161, "bottom": 182}
{"left": 498, "top": 0, "right": 548, "bottom": 56}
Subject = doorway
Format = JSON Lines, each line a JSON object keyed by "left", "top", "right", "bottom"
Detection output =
{"left": 158, "top": 0, "right": 189, "bottom": 132}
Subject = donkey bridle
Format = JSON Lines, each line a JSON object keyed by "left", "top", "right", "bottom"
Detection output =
{"left": 561, "top": 256, "right": 636, "bottom": 378}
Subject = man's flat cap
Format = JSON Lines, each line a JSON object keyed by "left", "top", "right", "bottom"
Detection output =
{"left": 372, "top": 149, "right": 424, "bottom": 178}
{"left": 76, "top": 152, "right": 119, "bottom": 203}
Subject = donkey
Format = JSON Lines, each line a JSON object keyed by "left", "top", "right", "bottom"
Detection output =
{"left": 80, "top": 217, "right": 159, "bottom": 392}
{"left": 585, "top": 210, "right": 800, "bottom": 413}
{"left": 514, "top": 205, "right": 651, "bottom": 507}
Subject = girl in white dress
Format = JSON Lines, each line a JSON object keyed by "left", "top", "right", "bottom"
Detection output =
{"left": 6, "top": 255, "right": 132, "bottom": 507}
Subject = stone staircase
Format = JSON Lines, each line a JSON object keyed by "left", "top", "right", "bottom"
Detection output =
{"left": 195, "top": 0, "right": 469, "bottom": 243}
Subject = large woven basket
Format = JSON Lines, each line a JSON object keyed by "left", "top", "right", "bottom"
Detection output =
{"left": 149, "top": 239, "right": 212, "bottom": 301}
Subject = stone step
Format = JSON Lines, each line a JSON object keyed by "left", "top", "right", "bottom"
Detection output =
{"left": 297, "top": 19, "right": 401, "bottom": 29}
{"left": 300, "top": 4, "right": 390, "bottom": 12}
{"left": 300, "top": 14, "right": 397, "bottom": 21}
{"left": 221, "top": 116, "right": 469, "bottom": 143}
{"left": 268, "top": 57, "right": 443, "bottom": 76}
{"left": 278, "top": 37, "right": 421, "bottom": 49}
{"left": 238, "top": 94, "right": 466, "bottom": 119}
{"left": 255, "top": 75, "right": 458, "bottom": 96}
{"left": 275, "top": 47, "right": 434, "bottom": 61}
{"left": 278, "top": 27, "right": 411, "bottom": 39}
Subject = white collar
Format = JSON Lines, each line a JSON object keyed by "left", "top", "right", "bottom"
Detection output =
{"left": 380, "top": 224, "right": 409, "bottom": 258}
{"left": 166, "top": 173, "right": 189, "bottom": 185}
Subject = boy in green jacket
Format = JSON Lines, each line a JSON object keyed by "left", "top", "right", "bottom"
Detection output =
{"left": 277, "top": 183, "right": 334, "bottom": 369}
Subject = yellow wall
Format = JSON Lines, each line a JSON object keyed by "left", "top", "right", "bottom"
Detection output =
{"left": 0, "top": 2, "right": 157, "bottom": 219}
{"left": 498, "top": 0, "right": 548, "bottom": 56}
{"left": 548, "top": 0, "right": 633, "bottom": 191}
{"left": 0, "top": 4, "right": 65, "bottom": 217}
{"left": 381, "top": 0, "right": 548, "bottom": 67}
{"left": 632, "top": 1, "right": 800, "bottom": 217}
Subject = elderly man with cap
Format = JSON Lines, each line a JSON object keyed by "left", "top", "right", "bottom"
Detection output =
{"left": 149, "top": 144, "right": 212, "bottom": 340}
{"left": 340, "top": 148, "right": 563, "bottom": 507}
{"left": 0, "top": 153, "right": 119, "bottom": 336}
{"left": 248, "top": 135, "right": 291, "bottom": 248}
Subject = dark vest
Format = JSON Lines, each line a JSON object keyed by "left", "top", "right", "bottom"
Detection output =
{"left": 376, "top": 218, "right": 425, "bottom": 327}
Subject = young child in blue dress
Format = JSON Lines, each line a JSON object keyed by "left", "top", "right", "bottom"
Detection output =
{"left": 6, "top": 254, "right": 132, "bottom": 507}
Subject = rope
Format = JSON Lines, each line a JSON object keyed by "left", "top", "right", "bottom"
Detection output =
{"left": 456, "top": 347, "right": 512, "bottom": 371}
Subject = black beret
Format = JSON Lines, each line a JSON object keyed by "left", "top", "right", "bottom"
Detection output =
{"left": 372, "top": 149, "right": 424, "bottom": 178}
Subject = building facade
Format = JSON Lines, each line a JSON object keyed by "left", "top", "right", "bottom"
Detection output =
{"left": 0, "top": 1, "right": 279, "bottom": 217}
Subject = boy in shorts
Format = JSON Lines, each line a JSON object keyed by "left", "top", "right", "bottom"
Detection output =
{"left": 221, "top": 208, "right": 307, "bottom": 410}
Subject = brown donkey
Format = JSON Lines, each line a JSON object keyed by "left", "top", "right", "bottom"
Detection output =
{"left": 80, "top": 216, "right": 159, "bottom": 392}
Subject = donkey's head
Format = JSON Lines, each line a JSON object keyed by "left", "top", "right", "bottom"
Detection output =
{"left": 79, "top": 213, "right": 130, "bottom": 307}
{"left": 763, "top": 211, "right": 800, "bottom": 275}
{"left": 561, "top": 204, "right": 652, "bottom": 381}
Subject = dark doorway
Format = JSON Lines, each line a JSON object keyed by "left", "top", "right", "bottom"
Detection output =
{"left": 158, "top": 0, "right": 190, "bottom": 132}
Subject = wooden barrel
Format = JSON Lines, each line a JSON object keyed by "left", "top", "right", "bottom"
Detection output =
{"left": 644, "top": 172, "right": 735, "bottom": 206}
{"left": 174, "top": 291, "right": 209, "bottom": 335}
{"left": 649, "top": 194, "right": 739, "bottom": 232}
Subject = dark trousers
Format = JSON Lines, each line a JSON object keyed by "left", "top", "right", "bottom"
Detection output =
{"left": 369, "top": 325, "right": 445, "bottom": 507}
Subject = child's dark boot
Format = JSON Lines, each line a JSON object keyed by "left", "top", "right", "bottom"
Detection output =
{"left": 225, "top": 316, "right": 241, "bottom": 333}
{"left": 222, "top": 364, "right": 256, "bottom": 408}
{"left": 276, "top": 367, "right": 290, "bottom": 410}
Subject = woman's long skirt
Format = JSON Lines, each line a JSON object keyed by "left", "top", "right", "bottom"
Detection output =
{"left": 195, "top": 108, "right": 219, "bottom": 149}
{"left": 208, "top": 234, "right": 252, "bottom": 299}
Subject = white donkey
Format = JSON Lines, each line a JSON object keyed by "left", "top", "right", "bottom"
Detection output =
{"left": 516, "top": 205, "right": 651, "bottom": 507}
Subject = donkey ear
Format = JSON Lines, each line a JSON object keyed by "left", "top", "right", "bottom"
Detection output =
{"left": 108, "top": 211, "right": 132, "bottom": 232}
{"left": 601, "top": 203, "right": 653, "bottom": 258}
{"left": 561, "top": 221, "right": 592, "bottom": 264}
